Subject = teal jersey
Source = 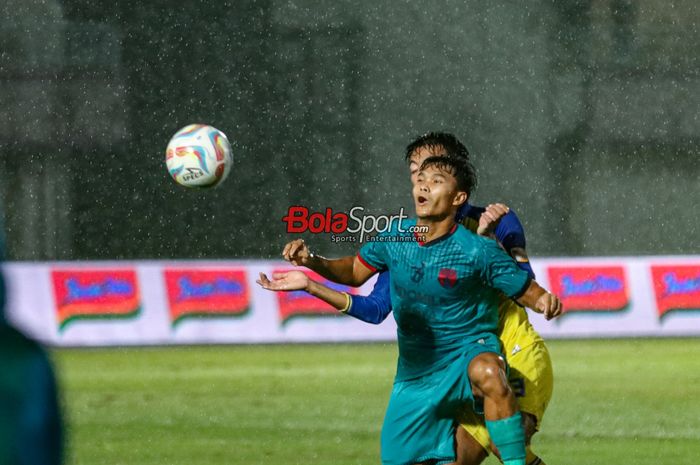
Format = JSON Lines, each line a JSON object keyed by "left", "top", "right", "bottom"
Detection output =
{"left": 359, "top": 219, "right": 531, "bottom": 381}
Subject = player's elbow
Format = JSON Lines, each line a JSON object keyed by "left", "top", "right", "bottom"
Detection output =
{"left": 369, "top": 309, "right": 390, "bottom": 324}
{"left": 348, "top": 271, "right": 372, "bottom": 287}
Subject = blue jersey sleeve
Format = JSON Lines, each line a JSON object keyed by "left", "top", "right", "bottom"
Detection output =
{"left": 492, "top": 209, "right": 535, "bottom": 279}
{"left": 493, "top": 210, "right": 525, "bottom": 250}
{"left": 346, "top": 271, "right": 392, "bottom": 324}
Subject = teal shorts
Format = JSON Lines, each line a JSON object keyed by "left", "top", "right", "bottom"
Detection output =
{"left": 380, "top": 334, "right": 501, "bottom": 465}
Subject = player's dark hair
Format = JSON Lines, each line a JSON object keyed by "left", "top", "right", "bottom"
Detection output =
{"left": 405, "top": 132, "right": 471, "bottom": 162}
{"left": 420, "top": 155, "right": 477, "bottom": 196}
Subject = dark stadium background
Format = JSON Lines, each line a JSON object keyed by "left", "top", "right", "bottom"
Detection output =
{"left": 1, "top": 0, "right": 697, "bottom": 261}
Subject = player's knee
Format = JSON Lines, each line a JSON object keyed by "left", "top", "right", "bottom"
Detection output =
{"left": 468, "top": 355, "right": 508, "bottom": 397}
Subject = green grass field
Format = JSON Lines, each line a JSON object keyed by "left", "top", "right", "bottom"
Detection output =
{"left": 54, "top": 338, "right": 700, "bottom": 465}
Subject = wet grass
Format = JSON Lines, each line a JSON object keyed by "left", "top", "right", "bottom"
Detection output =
{"left": 54, "top": 339, "right": 700, "bottom": 465}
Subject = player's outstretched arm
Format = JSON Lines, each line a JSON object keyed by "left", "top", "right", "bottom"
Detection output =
{"left": 515, "top": 280, "right": 563, "bottom": 320}
{"left": 282, "top": 239, "right": 374, "bottom": 287}
{"left": 256, "top": 271, "right": 351, "bottom": 311}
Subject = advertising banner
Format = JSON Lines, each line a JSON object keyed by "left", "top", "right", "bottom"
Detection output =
{"left": 4, "top": 257, "right": 700, "bottom": 346}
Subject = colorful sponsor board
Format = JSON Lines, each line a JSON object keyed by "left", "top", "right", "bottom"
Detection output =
{"left": 547, "top": 266, "right": 628, "bottom": 313}
{"left": 9, "top": 258, "right": 697, "bottom": 346}
{"left": 273, "top": 268, "right": 355, "bottom": 323}
{"left": 651, "top": 265, "right": 700, "bottom": 318}
{"left": 164, "top": 269, "right": 250, "bottom": 325}
{"left": 52, "top": 269, "right": 140, "bottom": 330}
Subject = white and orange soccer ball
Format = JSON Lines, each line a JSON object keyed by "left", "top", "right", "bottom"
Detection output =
{"left": 165, "top": 124, "right": 233, "bottom": 188}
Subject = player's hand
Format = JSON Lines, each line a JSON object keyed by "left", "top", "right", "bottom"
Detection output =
{"left": 477, "top": 203, "right": 510, "bottom": 237}
{"left": 535, "top": 292, "right": 563, "bottom": 320}
{"left": 282, "top": 239, "right": 311, "bottom": 266}
{"left": 256, "top": 271, "right": 310, "bottom": 292}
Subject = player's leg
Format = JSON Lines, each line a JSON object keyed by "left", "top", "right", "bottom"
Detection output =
{"left": 468, "top": 352, "right": 525, "bottom": 465}
{"left": 457, "top": 410, "right": 541, "bottom": 465}
{"left": 506, "top": 341, "right": 554, "bottom": 465}
{"left": 454, "top": 340, "right": 553, "bottom": 465}
{"left": 522, "top": 413, "right": 544, "bottom": 465}
{"left": 488, "top": 413, "right": 540, "bottom": 464}
{"left": 455, "top": 424, "right": 488, "bottom": 465}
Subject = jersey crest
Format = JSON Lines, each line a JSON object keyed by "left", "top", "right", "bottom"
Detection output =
{"left": 438, "top": 268, "right": 458, "bottom": 288}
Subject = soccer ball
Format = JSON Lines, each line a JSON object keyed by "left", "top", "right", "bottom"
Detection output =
{"left": 165, "top": 124, "right": 233, "bottom": 188}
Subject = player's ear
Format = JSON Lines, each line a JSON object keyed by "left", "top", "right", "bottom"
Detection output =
{"left": 453, "top": 191, "right": 468, "bottom": 207}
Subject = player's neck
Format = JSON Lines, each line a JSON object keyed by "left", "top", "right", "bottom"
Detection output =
{"left": 416, "top": 215, "right": 457, "bottom": 243}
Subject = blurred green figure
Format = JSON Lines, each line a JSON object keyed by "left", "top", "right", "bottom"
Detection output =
{"left": 0, "top": 233, "right": 63, "bottom": 464}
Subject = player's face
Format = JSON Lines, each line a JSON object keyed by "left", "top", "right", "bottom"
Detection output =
{"left": 413, "top": 165, "right": 465, "bottom": 219}
{"left": 408, "top": 145, "right": 447, "bottom": 185}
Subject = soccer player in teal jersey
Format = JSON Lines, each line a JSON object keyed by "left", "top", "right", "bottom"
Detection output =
{"left": 258, "top": 156, "right": 561, "bottom": 465}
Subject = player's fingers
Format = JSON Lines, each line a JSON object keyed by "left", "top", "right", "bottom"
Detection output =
{"left": 486, "top": 212, "right": 500, "bottom": 223}
{"left": 546, "top": 294, "right": 562, "bottom": 320}
{"left": 554, "top": 298, "right": 563, "bottom": 317}
{"left": 495, "top": 205, "right": 509, "bottom": 217}
{"left": 272, "top": 272, "right": 288, "bottom": 280}
{"left": 550, "top": 295, "right": 559, "bottom": 319}
{"left": 482, "top": 211, "right": 497, "bottom": 223}
{"left": 541, "top": 293, "right": 552, "bottom": 320}
{"left": 289, "top": 240, "right": 304, "bottom": 258}
{"left": 282, "top": 241, "right": 295, "bottom": 257}
{"left": 297, "top": 241, "right": 308, "bottom": 257}
{"left": 492, "top": 203, "right": 509, "bottom": 212}
{"left": 257, "top": 272, "right": 270, "bottom": 288}
{"left": 488, "top": 204, "right": 509, "bottom": 218}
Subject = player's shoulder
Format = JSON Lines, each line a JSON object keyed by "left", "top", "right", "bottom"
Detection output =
{"left": 452, "top": 226, "right": 504, "bottom": 259}
{"left": 452, "top": 224, "right": 488, "bottom": 250}
{"left": 453, "top": 224, "right": 488, "bottom": 243}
